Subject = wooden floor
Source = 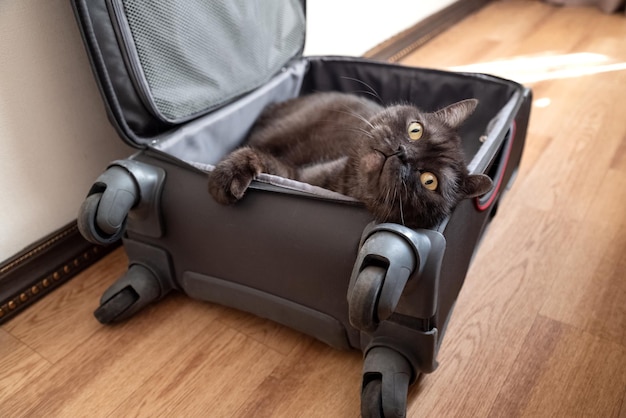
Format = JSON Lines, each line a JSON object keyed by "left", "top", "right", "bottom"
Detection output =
{"left": 3, "top": 1, "right": 626, "bottom": 416}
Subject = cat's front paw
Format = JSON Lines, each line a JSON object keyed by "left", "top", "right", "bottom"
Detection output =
{"left": 208, "top": 149, "right": 262, "bottom": 204}
{"left": 208, "top": 163, "right": 254, "bottom": 204}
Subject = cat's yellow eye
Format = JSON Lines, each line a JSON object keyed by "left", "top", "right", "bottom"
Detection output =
{"left": 420, "top": 172, "right": 438, "bottom": 191}
{"left": 408, "top": 122, "right": 423, "bottom": 141}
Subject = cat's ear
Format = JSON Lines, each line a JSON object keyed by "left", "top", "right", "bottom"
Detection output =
{"left": 462, "top": 173, "right": 493, "bottom": 198}
{"left": 434, "top": 99, "right": 478, "bottom": 129}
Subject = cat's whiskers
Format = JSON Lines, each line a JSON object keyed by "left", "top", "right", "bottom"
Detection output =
{"left": 384, "top": 185, "right": 392, "bottom": 211}
{"left": 340, "top": 76, "right": 383, "bottom": 104}
{"left": 353, "top": 90, "right": 383, "bottom": 102}
{"left": 382, "top": 181, "right": 397, "bottom": 225}
{"left": 389, "top": 184, "right": 398, "bottom": 224}
{"left": 340, "top": 127, "right": 374, "bottom": 139}
{"left": 334, "top": 107, "right": 377, "bottom": 131}
{"left": 398, "top": 195, "right": 405, "bottom": 226}
{"left": 399, "top": 178, "right": 408, "bottom": 226}
{"left": 318, "top": 118, "right": 374, "bottom": 139}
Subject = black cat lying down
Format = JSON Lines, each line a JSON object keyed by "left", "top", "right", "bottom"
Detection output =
{"left": 208, "top": 92, "right": 492, "bottom": 228}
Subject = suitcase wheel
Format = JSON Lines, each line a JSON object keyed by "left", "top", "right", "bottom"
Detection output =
{"left": 362, "top": 346, "right": 413, "bottom": 418}
{"left": 361, "top": 378, "right": 384, "bottom": 418}
{"left": 348, "top": 265, "right": 386, "bottom": 332}
{"left": 348, "top": 228, "right": 419, "bottom": 332}
{"left": 94, "top": 264, "right": 161, "bottom": 324}
{"left": 78, "top": 192, "right": 127, "bottom": 245}
{"left": 77, "top": 164, "right": 139, "bottom": 245}
{"left": 94, "top": 287, "right": 138, "bottom": 324}
{"left": 78, "top": 161, "right": 166, "bottom": 245}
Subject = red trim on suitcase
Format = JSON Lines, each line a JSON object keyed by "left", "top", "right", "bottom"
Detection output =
{"left": 474, "top": 120, "right": 517, "bottom": 212}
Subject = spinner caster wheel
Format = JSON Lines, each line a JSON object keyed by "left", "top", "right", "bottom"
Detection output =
{"left": 348, "top": 265, "right": 386, "bottom": 332}
{"left": 361, "top": 346, "right": 413, "bottom": 418}
{"left": 361, "top": 378, "right": 384, "bottom": 418}
{"left": 94, "top": 287, "right": 138, "bottom": 324}
{"left": 94, "top": 264, "right": 160, "bottom": 324}
{"left": 78, "top": 192, "right": 126, "bottom": 245}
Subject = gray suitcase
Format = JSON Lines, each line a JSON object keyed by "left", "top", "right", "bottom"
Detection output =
{"left": 73, "top": 1, "right": 531, "bottom": 416}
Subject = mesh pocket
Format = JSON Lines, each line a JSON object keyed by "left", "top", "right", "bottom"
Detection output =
{"left": 120, "top": 0, "right": 305, "bottom": 122}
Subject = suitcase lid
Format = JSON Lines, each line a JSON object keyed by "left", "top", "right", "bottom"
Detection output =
{"left": 73, "top": 0, "right": 306, "bottom": 147}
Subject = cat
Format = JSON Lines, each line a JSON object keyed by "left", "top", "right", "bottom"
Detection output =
{"left": 208, "top": 91, "right": 493, "bottom": 228}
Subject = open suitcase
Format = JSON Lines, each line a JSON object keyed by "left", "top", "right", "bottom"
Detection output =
{"left": 73, "top": 1, "right": 531, "bottom": 416}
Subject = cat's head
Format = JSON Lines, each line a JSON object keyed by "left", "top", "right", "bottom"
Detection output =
{"left": 352, "top": 99, "right": 493, "bottom": 228}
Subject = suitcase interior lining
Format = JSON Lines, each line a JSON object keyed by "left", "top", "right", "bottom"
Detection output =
{"left": 152, "top": 58, "right": 520, "bottom": 202}
{"left": 113, "top": 0, "right": 306, "bottom": 123}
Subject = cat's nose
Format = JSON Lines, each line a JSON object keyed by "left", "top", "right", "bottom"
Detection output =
{"left": 396, "top": 145, "right": 408, "bottom": 162}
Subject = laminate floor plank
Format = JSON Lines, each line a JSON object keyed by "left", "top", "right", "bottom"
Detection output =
{"left": 2, "top": 248, "right": 129, "bottom": 364}
{"left": 488, "top": 315, "right": 626, "bottom": 418}
{"left": 540, "top": 221, "right": 626, "bottom": 346}
{"left": 2, "top": 293, "right": 221, "bottom": 417}
{"left": 234, "top": 340, "right": 362, "bottom": 418}
{"left": 109, "top": 320, "right": 286, "bottom": 418}
{"left": 0, "top": 328, "right": 50, "bottom": 402}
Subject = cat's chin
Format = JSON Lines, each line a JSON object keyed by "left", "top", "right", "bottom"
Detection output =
{"left": 373, "top": 209, "right": 444, "bottom": 230}
{"left": 366, "top": 179, "right": 451, "bottom": 229}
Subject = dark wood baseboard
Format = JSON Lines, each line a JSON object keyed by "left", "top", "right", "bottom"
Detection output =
{"left": 0, "top": 222, "right": 118, "bottom": 324}
{"left": 364, "top": 0, "right": 493, "bottom": 62}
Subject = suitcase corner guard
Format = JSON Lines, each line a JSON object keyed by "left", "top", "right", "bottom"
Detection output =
{"left": 78, "top": 159, "right": 166, "bottom": 244}
{"left": 347, "top": 223, "right": 446, "bottom": 332}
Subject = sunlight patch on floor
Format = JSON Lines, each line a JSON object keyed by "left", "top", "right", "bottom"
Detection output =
{"left": 533, "top": 97, "right": 552, "bottom": 108}
{"left": 449, "top": 52, "right": 626, "bottom": 84}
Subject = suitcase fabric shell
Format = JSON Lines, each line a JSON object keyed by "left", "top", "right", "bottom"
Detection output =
{"left": 73, "top": 1, "right": 531, "bottom": 416}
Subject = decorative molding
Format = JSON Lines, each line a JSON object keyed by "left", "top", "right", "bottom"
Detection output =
{"left": 0, "top": 222, "right": 118, "bottom": 324}
{"left": 364, "top": 0, "right": 493, "bottom": 62}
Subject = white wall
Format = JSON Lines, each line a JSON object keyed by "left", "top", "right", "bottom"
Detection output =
{"left": 0, "top": 0, "right": 456, "bottom": 262}
{"left": 0, "top": 0, "right": 132, "bottom": 260}
{"left": 304, "top": 0, "right": 458, "bottom": 56}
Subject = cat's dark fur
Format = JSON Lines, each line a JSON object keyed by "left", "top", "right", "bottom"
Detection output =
{"left": 208, "top": 92, "right": 492, "bottom": 228}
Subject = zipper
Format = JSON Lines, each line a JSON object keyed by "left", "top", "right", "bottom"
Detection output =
{"left": 107, "top": 0, "right": 167, "bottom": 123}
{"left": 106, "top": 0, "right": 307, "bottom": 125}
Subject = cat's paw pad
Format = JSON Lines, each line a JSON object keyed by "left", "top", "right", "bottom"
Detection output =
{"left": 208, "top": 160, "right": 258, "bottom": 205}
